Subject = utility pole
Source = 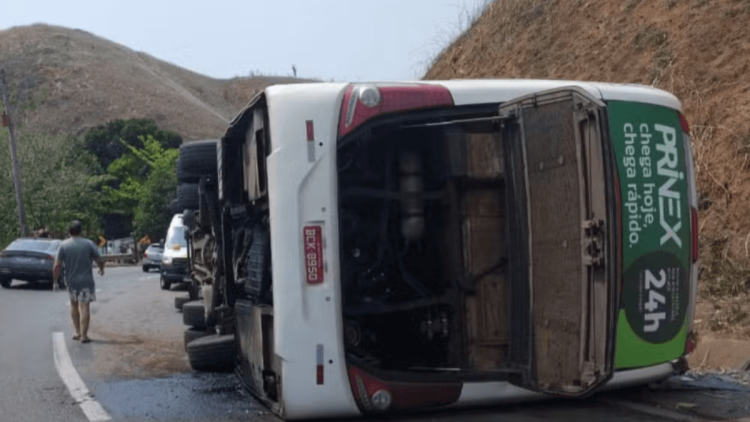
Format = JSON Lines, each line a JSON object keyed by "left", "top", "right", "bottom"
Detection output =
{"left": 0, "top": 69, "right": 27, "bottom": 237}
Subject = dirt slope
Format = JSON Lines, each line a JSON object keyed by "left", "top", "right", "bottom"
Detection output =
{"left": 426, "top": 0, "right": 750, "bottom": 364}
{"left": 0, "top": 24, "right": 307, "bottom": 139}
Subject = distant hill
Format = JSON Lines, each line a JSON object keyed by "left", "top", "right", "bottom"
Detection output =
{"left": 0, "top": 24, "right": 310, "bottom": 139}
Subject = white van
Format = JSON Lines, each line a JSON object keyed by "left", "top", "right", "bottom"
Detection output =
{"left": 182, "top": 80, "right": 698, "bottom": 419}
{"left": 160, "top": 213, "right": 188, "bottom": 290}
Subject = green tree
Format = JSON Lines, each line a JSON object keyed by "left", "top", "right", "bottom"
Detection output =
{"left": 84, "top": 119, "right": 182, "bottom": 172}
{"left": 134, "top": 148, "right": 178, "bottom": 240}
{"left": 0, "top": 129, "right": 103, "bottom": 249}
{"left": 101, "top": 135, "right": 178, "bottom": 241}
{"left": 101, "top": 153, "right": 145, "bottom": 212}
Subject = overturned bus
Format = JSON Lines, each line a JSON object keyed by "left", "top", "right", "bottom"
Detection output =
{"left": 176, "top": 79, "right": 698, "bottom": 420}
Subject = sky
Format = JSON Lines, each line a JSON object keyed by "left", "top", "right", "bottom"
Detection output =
{"left": 1, "top": 0, "right": 490, "bottom": 81}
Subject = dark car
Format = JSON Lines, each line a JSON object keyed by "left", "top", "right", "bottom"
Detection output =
{"left": 0, "top": 238, "right": 61, "bottom": 289}
{"left": 142, "top": 243, "right": 164, "bottom": 272}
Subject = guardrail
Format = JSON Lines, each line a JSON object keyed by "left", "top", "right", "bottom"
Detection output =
{"left": 101, "top": 254, "right": 138, "bottom": 265}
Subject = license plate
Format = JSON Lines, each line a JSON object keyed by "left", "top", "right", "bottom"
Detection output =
{"left": 303, "top": 226, "right": 324, "bottom": 284}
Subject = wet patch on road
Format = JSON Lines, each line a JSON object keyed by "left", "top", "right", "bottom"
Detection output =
{"left": 87, "top": 327, "right": 189, "bottom": 379}
{"left": 92, "top": 372, "right": 275, "bottom": 421}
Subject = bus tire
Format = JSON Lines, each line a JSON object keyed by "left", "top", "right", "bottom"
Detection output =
{"left": 178, "top": 140, "right": 218, "bottom": 183}
{"left": 182, "top": 300, "right": 206, "bottom": 328}
{"left": 176, "top": 183, "right": 200, "bottom": 211}
{"left": 184, "top": 327, "right": 212, "bottom": 351}
{"left": 168, "top": 198, "right": 181, "bottom": 215}
{"left": 187, "top": 334, "right": 235, "bottom": 372}
{"left": 174, "top": 296, "right": 191, "bottom": 311}
{"left": 159, "top": 275, "right": 171, "bottom": 291}
{"left": 188, "top": 283, "right": 202, "bottom": 300}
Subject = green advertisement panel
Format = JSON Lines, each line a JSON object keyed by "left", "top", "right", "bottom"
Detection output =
{"left": 608, "top": 101, "right": 691, "bottom": 369}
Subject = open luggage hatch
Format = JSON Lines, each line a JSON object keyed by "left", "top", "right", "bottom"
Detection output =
{"left": 499, "top": 87, "right": 617, "bottom": 397}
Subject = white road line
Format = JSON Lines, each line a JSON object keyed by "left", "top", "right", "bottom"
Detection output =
{"left": 52, "top": 332, "right": 112, "bottom": 422}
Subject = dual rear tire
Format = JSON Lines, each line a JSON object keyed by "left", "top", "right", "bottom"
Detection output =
{"left": 186, "top": 334, "right": 235, "bottom": 372}
{"left": 181, "top": 300, "right": 235, "bottom": 372}
{"left": 177, "top": 140, "right": 217, "bottom": 183}
{"left": 183, "top": 327, "right": 212, "bottom": 351}
{"left": 172, "top": 140, "right": 218, "bottom": 214}
{"left": 175, "top": 140, "right": 235, "bottom": 373}
{"left": 182, "top": 301, "right": 206, "bottom": 328}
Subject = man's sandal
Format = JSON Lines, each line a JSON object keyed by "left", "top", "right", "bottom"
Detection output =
{"left": 81, "top": 337, "right": 91, "bottom": 343}
{"left": 72, "top": 334, "right": 81, "bottom": 341}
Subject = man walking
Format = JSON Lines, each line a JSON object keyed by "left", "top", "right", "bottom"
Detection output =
{"left": 53, "top": 220, "right": 105, "bottom": 343}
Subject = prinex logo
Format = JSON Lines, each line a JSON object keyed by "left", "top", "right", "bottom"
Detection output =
{"left": 655, "top": 124, "right": 684, "bottom": 248}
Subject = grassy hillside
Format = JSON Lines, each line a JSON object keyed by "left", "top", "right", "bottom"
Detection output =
{"left": 426, "top": 0, "right": 750, "bottom": 336}
{"left": 0, "top": 24, "right": 307, "bottom": 140}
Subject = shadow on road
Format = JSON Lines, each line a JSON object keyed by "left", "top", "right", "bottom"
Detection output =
{"left": 2, "top": 280, "right": 54, "bottom": 291}
{"left": 168, "top": 283, "right": 190, "bottom": 292}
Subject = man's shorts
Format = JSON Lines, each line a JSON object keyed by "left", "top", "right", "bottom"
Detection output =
{"left": 68, "top": 287, "right": 96, "bottom": 304}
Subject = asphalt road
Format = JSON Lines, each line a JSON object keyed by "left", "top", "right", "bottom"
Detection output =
{"left": 2, "top": 266, "right": 750, "bottom": 422}
{"left": 0, "top": 279, "right": 89, "bottom": 422}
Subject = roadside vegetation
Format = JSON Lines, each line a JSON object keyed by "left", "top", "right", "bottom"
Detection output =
{"left": 0, "top": 118, "right": 181, "bottom": 250}
{"left": 0, "top": 129, "right": 103, "bottom": 247}
{"left": 100, "top": 133, "right": 179, "bottom": 242}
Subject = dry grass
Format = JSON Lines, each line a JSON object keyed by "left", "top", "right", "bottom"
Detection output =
{"left": 425, "top": 0, "right": 750, "bottom": 333}
{"left": 424, "top": 0, "right": 547, "bottom": 79}
{"left": 700, "top": 233, "right": 750, "bottom": 297}
{"left": 705, "top": 294, "right": 750, "bottom": 332}
{"left": 0, "top": 24, "right": 307, "bottom": 140}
